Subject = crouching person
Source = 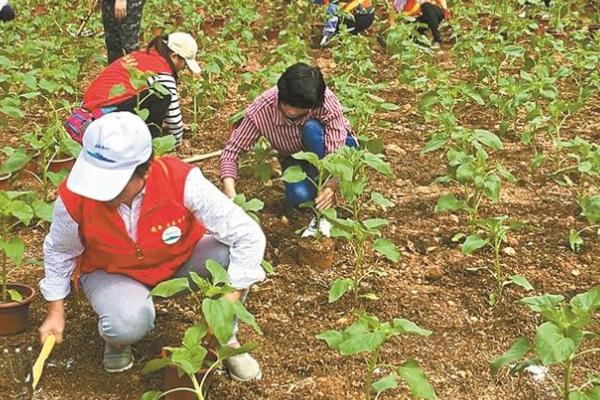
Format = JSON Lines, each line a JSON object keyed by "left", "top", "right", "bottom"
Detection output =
{"left": 38, "top": 112, "right": 266, "bottom": 381}
{"left": 221, "top": 63, "right": 358, "bottom": 212}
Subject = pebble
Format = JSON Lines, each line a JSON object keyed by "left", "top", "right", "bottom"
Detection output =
{"left": 503, "top": 247, "right": 516, "bottom": 256}
{"left": 336, "top": 317, "right": 349, "bottom": 326}
{"left": 571, "top": 269, "right": 580, "bottom": 277}
{"left": 424, "top": 264, "right": 444, "bottom": 280}
{"left": 457, "top": 370, "right": 468, "bottom": 379}
{"left": 385, "top": 144, "right": 407, "bottom": 156}
{"left": 281, "top": 216, "right": 289, "bottom": 225}
{"left": 450, "top": 214, "right": 459, "bottom": 224}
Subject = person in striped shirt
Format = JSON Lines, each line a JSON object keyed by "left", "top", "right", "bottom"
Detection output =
{"left": 221, "top": 63, "right": 357, "bottom": 211}
{"left": 80, "top": 32, "right": 200, "bottom": 145}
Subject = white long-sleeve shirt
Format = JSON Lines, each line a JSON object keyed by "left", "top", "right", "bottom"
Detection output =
{"left": 39, "top": 167, "right": 266, "bottom": 301}
{"left": 147, "top": 73, "right": 184, "bottom": 143}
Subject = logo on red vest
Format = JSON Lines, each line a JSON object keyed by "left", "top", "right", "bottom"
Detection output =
{"left": 162, "top": 226, "right": 182, "bottom": 245}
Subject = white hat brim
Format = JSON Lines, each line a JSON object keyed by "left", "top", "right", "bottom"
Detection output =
{"left": 185, "top": 59, "right": 202, "bottom": 75}
{"left": 66, "top": 152, "right": 137, "bottom": 201}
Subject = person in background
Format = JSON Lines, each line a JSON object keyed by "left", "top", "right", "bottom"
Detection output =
{"left": 0, "top": 0, "right": 15, "bottom": 21}
{"left": 39, "top": 112, "right": 266, "bottom": 381}
{"left": 390, "top": 0, "right": 450, "bottom": 46}
{"left": 68, "top": 32, "right": 200, "bottom": 146}
{"left": 220, "top": 63, "right": 357, "bottom": 218}
{"left": 314, "top": 0, "right": 375, "bottom": 46}
{"left": 101, "top": 0, "right": 144, "bottom": 63}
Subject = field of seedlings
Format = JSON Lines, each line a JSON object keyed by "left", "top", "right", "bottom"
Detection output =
{"left": 1, "top": 0, "right": 599, "bottom": 399}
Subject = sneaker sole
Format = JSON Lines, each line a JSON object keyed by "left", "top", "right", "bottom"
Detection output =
{"left": 228, "top": 368, "right": 262, "bottom": 382}
{"left": 104, "top": 357, "right": 134, "bottom": 373}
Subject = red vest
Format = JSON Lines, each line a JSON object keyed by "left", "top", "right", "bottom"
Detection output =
{"left": 83, "top": 50, "right": 173, "bottom": 111}
{"left": 59, "top": 157, "right": 206, "bottom": 286}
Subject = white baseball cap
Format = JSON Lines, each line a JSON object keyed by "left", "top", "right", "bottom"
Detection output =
{"left": 166, "top": 32, "right": 201, "bottom": 75}
{"left": 66, "top": 112, "right": 153, "bottom": 201}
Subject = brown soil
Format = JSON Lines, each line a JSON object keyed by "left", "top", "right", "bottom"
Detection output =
{"left": 1, "top": 5, "right": 600, "bottom": 400}
{"left": 297, "top": 237, "right": 336, "bottom": 270}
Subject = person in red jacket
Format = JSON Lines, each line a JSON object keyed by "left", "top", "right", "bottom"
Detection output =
{"left": 68, "top": 32, "right": 200, "bottom": 146}
{"left": 390, "top": 0, "right": 450, "bottom": 45}
{"left": 38, "top": 112, "right": 266, "bottom": 381}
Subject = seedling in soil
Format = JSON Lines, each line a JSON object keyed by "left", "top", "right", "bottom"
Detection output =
{"left": 321, "top": 147, "right": 400, "bottom": 304}
{"left": 317, "top": 313, "right": 436, "bottom": 400}
{"left": 142, "top": 260, "right": 261, "bottom": 400}
{"left": 0, "top": 191, "right": 48, "bottom": 303}
{"left": 239, "top": 137, "right": 278, "bottom": 184}
{"left": 491, "top": 286, "right": 600, "bottom": 400}
{"left": 233, "top": 193, "right": 264, "bottom": 223}
{"left": 455, "top": 216, "right": 533, "bottom": 306}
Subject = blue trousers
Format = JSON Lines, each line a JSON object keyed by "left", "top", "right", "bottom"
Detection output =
{"left": 283, "top": 119, "right": 358, "bottom": 208}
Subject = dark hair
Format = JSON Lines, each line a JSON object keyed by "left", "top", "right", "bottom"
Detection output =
{"left": 133, "top": 151, "right": 154, "bottom": 178}
{"left": 147, "top": 35, "right": 178, "bottom": 81}
{"left": 277, "top": 63, "right": 326, "bottom": 109}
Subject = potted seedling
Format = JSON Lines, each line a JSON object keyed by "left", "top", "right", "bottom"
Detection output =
{"left": 455, "top": 216, "right": 533, "bottom": 306}
{"left": 317, "top": 313, "right": 436, "bottom": 400}
{"left": 0, "top": 191, "right": 51, "bottom": 335}
{"left": 142, "top": 260, "right": 262, "bottom": 400}
{"left": 282, "top": 151, "right": 339, "bottom": 270}
{"left": 318, "top": 147, "right": 399, "bottom": 304}
{"left": 491, "top": 286, "right": 600, "bottom": 400}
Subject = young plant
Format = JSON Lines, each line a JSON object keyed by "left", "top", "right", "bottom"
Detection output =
{"left": 142, "top": 260, "right": 261, "bottom": 400}
{"left": 233, "top": 193, "right": 264, "bottom": 223}
{"left": 238, "top": 137, "right": 278, "bottom": 184}
{"left": 0, "top": 191, "right": 50, "bottom": 303}
{"left": 456, "top": 216, "right": 533, "bottom": 306}
{"left": 427, "top": 127, "right": 516, "bottom": 222}
{"left": 569, "top": 193, "right": 600, "bottom": 253}
{"left": 317, "top": 313, "right": 436, "bottom": 400}
{"left": 491, "top": 286, "right": 600, "bottom": 400}
{"left": 321, "top": 147, "right": 400, "bottom": 304}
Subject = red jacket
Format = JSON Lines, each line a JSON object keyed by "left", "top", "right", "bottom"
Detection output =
{"left": 60, "top": 157, "right": 206, "bottom": 286}
{"left": 83, "top": 50, "right": 173, "bottom": 111}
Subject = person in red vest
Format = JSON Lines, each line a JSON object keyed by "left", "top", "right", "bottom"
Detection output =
{"left": 38, "top": 112, "right": 266, "bottom": 380}
{"left": 67, "top": 32, "right": 200, "bottom": 146}
{"left": 390, "top": 0, "right": 450, "bottom": 46}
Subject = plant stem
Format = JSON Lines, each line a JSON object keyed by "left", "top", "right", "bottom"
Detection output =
{"left": 494, "top": 238, "right": 503, "bottom": 303}
{"left": 563, "top": 359, "right": 572, "bottom": 400}
{"left": 1, "top": 217, "right": 7, "bottom": 303}
{"left": 573, "top": 348, "right": 600, "bottom": 361}
{"left": 190, "top": 371, "right": 204, "bottom": 400}
{"left": 158, "top": 387, "right": 199, "bottom": 399}
{"left": 364, "top": 347, "right": 381, "bottom": 400}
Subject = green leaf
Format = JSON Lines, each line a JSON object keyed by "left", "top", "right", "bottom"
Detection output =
{"left": 9, "top": 200, "right": 33, "bottom": 225}
{"left": 503, "top": 45, "right": 525, "bottom": 57}
{"left": 233, "top": 300, "right": 262, "bottom": 334}
{"left": 379, "top": 102, "right": 400, "bottom": 111}
{"left": 0, "top": 148, "right": 31, "bottom": 174}
{"left": 569, "top": 229, "right": 584, "bottom": 252}
{"left": 569, "top": 387, "right": 600, "bottom": 400}
{"left": 292, "top": 151, "right": 320, "bottom": 165}
{"left": 506, "top": 275, "right": 534, "bottom": 291}
{"left": 363, "top": 218, "right": 389, "bottom": 230}
{"left": 182, "top": 325, "right": 206, "bottom": 349}
{"left": 373, "top": 238, "right": 401, "bottom": 262}
{"left": 328, "top": 278, "right": 352, "bottom": 303}
{"left": 370, "top": 192, "right": 394, "bottom": 209}
{"left": 218, "top": 342, "right": 258, "bottom": 360}
{"left": 142, "top": 358, "right": 170, "bottom": 374}
{"left": 202, "top": 298, "right": 235, "bottom": 346}
{"left": 205, "top": 259, "right": 229, "bottom": 285}
{"left": 152, "top": 136, "right": 176, "bottom": 156}
{"left": 372, "top": 373, "right": 399, "bottom": 393}
{"left": 497, "top": 164, "right": 517, "bottom": 183}
{"left": 2, "top": 237, "right": 25, "bottom": 266}
{"left": 570, "top": 286, "right": 600, "bottom": 317}
{"left": 141, "top": 391, "right": 162, "bottom": 400}
{"left": 490, "top": 337, "right": 531, "bottom": 375}
{"left": 392, "top": 319, "right": 432, "bottom": 337}
{"left": 261, "top": 259, "right": 274, "bottom": 275}
{"left": 8, "top": 289, "right": 23, "bottom": 302}
{"left": 325, "top": 157, "right": 353, "bottom": 181}
{"left": 339, "top": 331, "right": 386, "bottom": 355}
{"left": 363, "top": 153, "right": 393, "bottom": 177}
{"left": 282, "top": 165, "right": 307, "bottom": 183}
{"left": 137, "top": 108, "right": 150, "bottom": 121}
{"left": 461, "top": 234, "right": 488, "bottom": 254}
{"left": 171, "top": 346, "right": 206, "bottom": 375}
{"left": 434, "top": 194, "right": 465, "bottom": 213}
{"left": 520, "top": 294, "right": 564, "bottom": 313}
{"left": 316, "top": 330, "right": 344, "bottom": 350}
{"left": 536, "top": 321, "right": 575, "bottom": 365}
{"left": 422, "top": 135, "right": 447, "bottom": 154}
{"left": 47, "top": 170, "right": 69, "bottom": 186}
{"left": 396, "top": 359, "right": 436, "bottom": 399}
{"left": 474, "top": 129, "right": 503, "bottom": 150}
{"left": 32, "top": 199, "right": 53, "bottom": 222}
{"left": 150, "top": 277, "right": 190, "bottom": 298}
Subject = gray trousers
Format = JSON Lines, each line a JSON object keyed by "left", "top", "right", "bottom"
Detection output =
{"left": 80, "top": 235, "right": 232, "bottom": 347}
{"left": 101, "top": 0, "right": 144, "bottom": 64}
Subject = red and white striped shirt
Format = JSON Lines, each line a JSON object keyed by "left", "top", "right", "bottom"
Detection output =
{"left": 220, "top": 87, "right": 352, "bottom": 180}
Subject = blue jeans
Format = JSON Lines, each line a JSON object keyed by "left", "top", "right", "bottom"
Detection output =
{"left": 283, "top": 119, "right": 358, "bottom": 208}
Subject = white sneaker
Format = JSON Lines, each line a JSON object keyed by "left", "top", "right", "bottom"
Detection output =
{"left": 301, "top": 217, "right": 332, "bottom": 238}
{"left": 223, "top": 352, "right": 262, "bottom": 382}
